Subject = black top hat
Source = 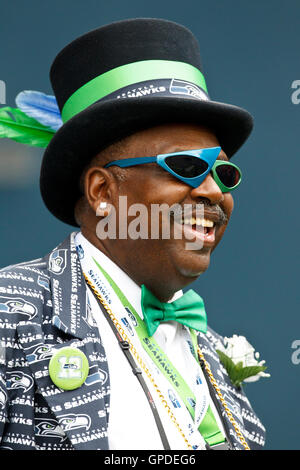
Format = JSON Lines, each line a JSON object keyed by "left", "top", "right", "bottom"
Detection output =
{"left": 40, "top": 18, "right": 253, "bottom": 227}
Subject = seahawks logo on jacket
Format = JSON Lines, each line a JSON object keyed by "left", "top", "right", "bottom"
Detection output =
{"left": 85, "top": 365, "right": 108, "bottom": 386}
{"left": 83, "top": 295, "right": 97, "bottom": 328}
{"left": 0, "top": 386, "right": 7, "bottom": 409}
{"left": 76, "top": 244, "right": 85, "bottom": 260}
{"left": 0, "top": 296, "right": 37, "bottom": 320}
{"left": 222, "top": 392, "right": 243, "bottom": 425}
{"left": 48, "top": 249, "right": 67, "bottom": 275}
{"left": 25, "top": 343, "right": 53, "bottom": 364}
{"left": 37, "top": 275, "right": 50, "bottom": 291}
{"left": 57, "top": 413, "right": 91, "bottom": 432}
{"left": 6, "top": 371, "right": 34, "bottom": 392}
{"left": 35, "top": 418, "right": 66, "bottom": 442}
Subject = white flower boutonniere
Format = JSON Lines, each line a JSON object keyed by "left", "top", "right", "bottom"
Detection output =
{"left": 216, "top": 335, "right": 270, "bottom": 388}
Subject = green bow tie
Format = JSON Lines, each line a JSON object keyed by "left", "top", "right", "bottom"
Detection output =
{"left": 141, "top": 284, "right": 207, "bottom": 337}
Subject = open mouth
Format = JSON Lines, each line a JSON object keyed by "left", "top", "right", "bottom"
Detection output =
{"left": 180, "top": 216, "right": 215, "bottom": 232}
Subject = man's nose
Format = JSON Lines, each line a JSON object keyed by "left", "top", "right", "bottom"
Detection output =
{"left": 190, "top": 172, "right": 224, "bottom": 205}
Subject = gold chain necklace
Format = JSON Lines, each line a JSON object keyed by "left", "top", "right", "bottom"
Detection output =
{"left": 196, "top": 347, "right": 250, "bottom": 450}
{"left": 83, "top": 274, "right": 250, "bottom": 451}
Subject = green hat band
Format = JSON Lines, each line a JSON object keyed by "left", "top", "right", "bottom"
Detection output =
{"left": 61, "top": 60, "right": 208, "bottom": 122}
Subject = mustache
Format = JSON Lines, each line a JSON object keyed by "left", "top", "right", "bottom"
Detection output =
{"left": 170, "top": 201, "right": 228, "bottom": 226}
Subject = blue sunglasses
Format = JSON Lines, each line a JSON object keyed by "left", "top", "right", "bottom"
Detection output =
{"left": 105, "top": 147, "right": 242, "bottom": 192}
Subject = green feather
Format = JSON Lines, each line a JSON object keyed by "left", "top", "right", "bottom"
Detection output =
{"left": 0, "top": 106, "right": 55, "bottom": 148}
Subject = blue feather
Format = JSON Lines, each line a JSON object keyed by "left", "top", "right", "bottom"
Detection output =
{"left": 15, "top": 90, "right": 63, "bottom": 131}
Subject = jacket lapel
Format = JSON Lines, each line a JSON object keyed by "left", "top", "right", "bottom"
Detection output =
{"left": 196, "top": 328, "right": 246, "bottom": 450}
{"left": 46, "top": 232, "right": 93, "bottom": 340}
{"left": 17, "top": 233, "right": 111, "bottom": 450}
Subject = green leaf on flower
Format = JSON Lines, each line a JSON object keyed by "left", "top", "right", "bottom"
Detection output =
{"left": 216, "top": 349, "right": 267, "bottom": 388}
{"left": 236, "top": 365, "right": 267, "bottom": 382}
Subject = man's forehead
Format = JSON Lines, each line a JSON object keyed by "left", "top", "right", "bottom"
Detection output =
{"left": 117, "top": 123, "right": 226, "bottom": 158}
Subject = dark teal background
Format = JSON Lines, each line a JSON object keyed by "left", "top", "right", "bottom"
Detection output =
{"left": 1, "top": 0, "right": 299, "bottom": 450}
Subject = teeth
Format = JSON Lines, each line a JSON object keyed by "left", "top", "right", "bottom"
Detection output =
{"left": 180, "top": 217, "right": 214, "bottom": 227}
{"left": 202, "top": 219, "right": 214, "bottom": 228}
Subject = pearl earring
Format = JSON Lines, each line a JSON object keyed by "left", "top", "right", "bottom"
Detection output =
{"left": 96, "top": 201, "right": 109, "bottom": 217}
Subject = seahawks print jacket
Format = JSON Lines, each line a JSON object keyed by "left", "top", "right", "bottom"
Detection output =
{"left": 0, "top": 233, "right": 266, "bottom": 450}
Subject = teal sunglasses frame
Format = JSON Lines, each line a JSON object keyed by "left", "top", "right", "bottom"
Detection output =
{"left": 104, "top": 147, "right": 242, "bottom": 192}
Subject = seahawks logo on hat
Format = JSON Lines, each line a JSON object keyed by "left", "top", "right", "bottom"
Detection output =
{"left": 169, "top": 79, "right": 208, "bottom": 101}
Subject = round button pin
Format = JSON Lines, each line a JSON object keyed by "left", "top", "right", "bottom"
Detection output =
{"left": 49, "top": 347, "right": 89, "bottom": 390}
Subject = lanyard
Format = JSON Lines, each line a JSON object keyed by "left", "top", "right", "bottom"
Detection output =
{"left": 92, "top": 257, "right": 225, "bottom": 447}
{"left": 87, "top": 282, "right": 171, "bottom": 450}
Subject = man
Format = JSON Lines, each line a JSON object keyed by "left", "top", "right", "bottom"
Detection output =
{"left": 0, "top": 18, "right": 266, "bottom": 450}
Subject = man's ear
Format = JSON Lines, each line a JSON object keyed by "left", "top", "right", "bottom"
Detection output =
{"left": 84, "top": 166, "right": 116, "bottom": 217}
